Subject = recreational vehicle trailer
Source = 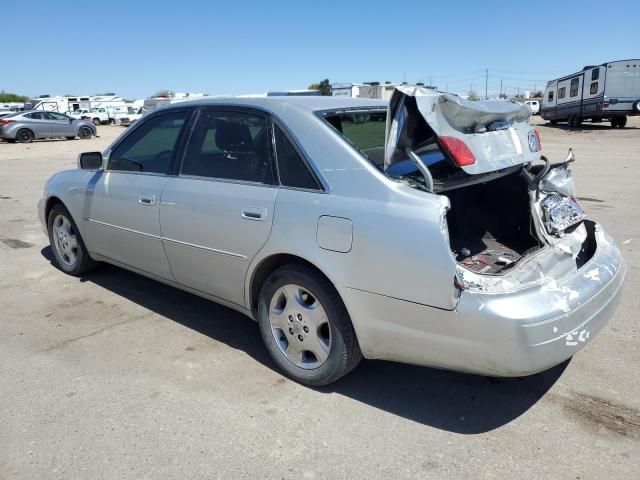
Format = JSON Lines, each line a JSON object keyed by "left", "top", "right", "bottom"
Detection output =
{"left": 24, "top": 95, "right": 91, "bottom": 113}
{"left": 24, "top": 94, "right": 126, "bottom": 116}
{"left": 541, "top": 59, "right": 640, "bottom": 128}
{"left": 142, "top": 92, "right": 208, "bottom": 113}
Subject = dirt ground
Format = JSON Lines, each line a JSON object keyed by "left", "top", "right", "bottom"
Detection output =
{"left": 1, "top": 117, "right": 639, "bottom": 479}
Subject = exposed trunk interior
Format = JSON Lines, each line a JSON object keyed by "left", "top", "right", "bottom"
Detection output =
{"left": 442, "top": 170, "right": 542, "bottom": 274}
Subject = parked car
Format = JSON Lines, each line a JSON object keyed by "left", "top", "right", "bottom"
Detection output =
{"left": 0, "top": 111, "right": 96, "bottom": 143}
{"left": 38, "top": 93, "right": 625, "bottom": 386}
{"left": 525, "top": 99, "right": 541, "bottom": 114}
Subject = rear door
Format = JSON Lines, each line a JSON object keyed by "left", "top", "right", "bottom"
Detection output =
{"left": 160, "top": 107, "right": 277, "bottom": 307}
{"left": 23, "top": 111, "right": 51, "bottom": 138}
{"left": 83, "top": 108, "right": 193, "bottom": 279}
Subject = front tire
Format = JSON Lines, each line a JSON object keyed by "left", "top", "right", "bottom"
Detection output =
{"left": 78, "top": 126, "right": 93, "bottom": 139}
{"left": 257, "top": 265, "right": 362, "bottom": 386}
{"left": 93, "top": 118, "right": 100, "bottom": 126}
{"left": 47, "top": 204, "right": 97, "bottom": 276}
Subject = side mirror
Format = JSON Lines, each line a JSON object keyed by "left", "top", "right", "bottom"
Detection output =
{"left": 78, "top": 152, "right": 103, "bottom": 170}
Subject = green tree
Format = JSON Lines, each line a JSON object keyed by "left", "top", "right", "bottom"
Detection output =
{"left": 308, "top": 79, "right": 331, "bottom": 96}
{"left": 0, "top": 91, "right": 28, "bottom": 103}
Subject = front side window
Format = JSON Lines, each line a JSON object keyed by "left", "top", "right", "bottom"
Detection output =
{"left": 590, "top": 82, "right": 599, "bottom": 95}
{"left": 570, "top": 78, "right": 580, "bottom": 97}
{"left": 558, "top": 87, "right": 566, "bottom": 99}
{"left": 108, "top": 110, "right": 190, "bottom": 173}
{"left": 181, "top": 109, "right": 273, "bottom": 184}
{"left": 46, "top": 112, "right": 69, "bottom": 121}
{"left": 274, "top": 125, "right": 320, "bottom": 190}
{"left": 548, "top": 91, "right": 554, "bottom": 102}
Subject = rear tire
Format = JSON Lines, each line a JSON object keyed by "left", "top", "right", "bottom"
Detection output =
{"left": 618, "top": 116, "right": 627, "bottom": 128}
{"left": 93, "top": 118, "right": 100, "bottom": 126}
{"left": 47, "top": 204, "right": 97, "bottom": 276}
{"left": 257, "top": 265, "right": 362, "bottom": 386}
{"left": 16, "top": 128, "right": 34, "bottom": 143}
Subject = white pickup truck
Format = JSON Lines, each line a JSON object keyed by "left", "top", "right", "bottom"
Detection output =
{"left": 86, "top": 107, "right": 112, "bottom": 125}
{"left": 114, "top": 107, "right": 144, "bottom": 126}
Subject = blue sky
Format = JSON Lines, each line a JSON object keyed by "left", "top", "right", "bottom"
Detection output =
{"left": 2, "top": 0, "right": 639, "bottom": 99}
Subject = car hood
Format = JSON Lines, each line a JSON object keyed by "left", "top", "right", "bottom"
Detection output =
{"left": 384, "top": 86, "right": 540, "bottom": 175}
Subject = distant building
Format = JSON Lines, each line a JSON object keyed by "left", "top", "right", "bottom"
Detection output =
{"left": 331, "top": 83, "right": 362, "bottom": 97}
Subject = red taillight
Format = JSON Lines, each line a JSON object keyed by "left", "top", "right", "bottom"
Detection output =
{"left": 439, "top": 136, "right": 476, "bottom": 166}
{"left": 0, "top": 119, "right": 15, "bottom": 126}
{"left": 528, "top": 129, "right": 542, "bottom": 152}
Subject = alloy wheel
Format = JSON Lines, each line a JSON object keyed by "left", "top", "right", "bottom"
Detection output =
{"left": 52, "top": 214, "right": 79, "bottom": 268}
{"left": 268, "top": 284, "right": 332, "bottom": 369}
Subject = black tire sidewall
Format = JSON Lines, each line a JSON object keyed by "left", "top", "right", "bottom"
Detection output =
{"left": 79, "top": 127, "right": 91, "bottom": 139}
{"left": 17, "top": 129, "right": 33, "bottom": 143}
{"left": 47, "top": 204, "right": 92, "bottom": 276}
{"left": 257, "top": 266, "right": 357, "bottom": 386}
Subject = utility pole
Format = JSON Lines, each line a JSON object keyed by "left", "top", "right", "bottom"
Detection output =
{"left": 500, "top": 79, "right": 503, "bottom": 98}
{"left": 485, "top": 69, "right": 489, "bottom": 99}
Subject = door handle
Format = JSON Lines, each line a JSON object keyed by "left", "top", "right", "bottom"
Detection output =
{"left": 241, "top": 206, "right": 267, "bottom": 221}
{"left": 138, "top": 194, "right": 156, "bottom": 205}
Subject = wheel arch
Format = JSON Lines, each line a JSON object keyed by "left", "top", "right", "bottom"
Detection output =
{"left": 44, "top": 196, "right": 66, "bottom": 223}
{"left": 16, "top": 127, "right": 35, "bottom": 139}
{"left": 248, "top": 253, "right": 337, "bottom": 318}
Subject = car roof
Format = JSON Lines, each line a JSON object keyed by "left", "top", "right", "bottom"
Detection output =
{"left": 162, "top": 95, "right": 388, "bottom": 113}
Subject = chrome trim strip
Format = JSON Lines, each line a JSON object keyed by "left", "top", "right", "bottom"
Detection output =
{"left": 88, "top": 218, "right": 247, "bottom": 260}
{"left": 162, "top": 237, "right": 247, "bottom": 260}
{"left": 86, "top": 218, "right": 162, "bottom": 239}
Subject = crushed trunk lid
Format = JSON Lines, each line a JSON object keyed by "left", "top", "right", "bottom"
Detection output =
{"left": 384, "top": 86, "right": 541, "bottom": 178}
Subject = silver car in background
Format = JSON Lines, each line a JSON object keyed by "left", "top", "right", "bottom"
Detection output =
{"left": 0, "top": 110, "right": 96, "bottom": 143}
{"left": 38, "top": 92, "right": 625, "bottom": 385}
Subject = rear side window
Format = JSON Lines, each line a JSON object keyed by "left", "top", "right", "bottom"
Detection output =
{"left": 181, "top": 110, "right": 273, "bottom": 184}
{"left": 108, "top": 110, "right": 190, "bottom": 173}
{"left": 274, "top": 126, "right": 320, "bottom": 190}
{"left": 558, "top": 87, "right": 566, "bottom": 99}
{"left": 570, "top": 78, "right": 580, "bottom": 97}
{"left": 548, "top": 91, "right": 554, "bottom": 102}
{"left": 25, "top": 112, "right": 45, "bottom": 119}
{"left": 322, "top": 110, "right": 386, "bottom": 167}
{"left": 590, "top": 82, "right": 598, "bottom": 94}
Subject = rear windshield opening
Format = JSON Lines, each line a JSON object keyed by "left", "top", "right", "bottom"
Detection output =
{"left": 320, "top": 108, "right": 462, "bottom": 192}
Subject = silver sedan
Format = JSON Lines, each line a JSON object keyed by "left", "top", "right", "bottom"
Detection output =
{"left": 38, "top": 92, "right": 625, "bottom": 385}
{"left": 1, "top": 110, "right": 96, "bottom": 143}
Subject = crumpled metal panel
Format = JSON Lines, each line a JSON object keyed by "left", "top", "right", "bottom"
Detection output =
{"left": 384, "top": 86, "right": 540, "bottom": 175}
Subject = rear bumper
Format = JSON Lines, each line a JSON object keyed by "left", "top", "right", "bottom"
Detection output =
{"left": 339, "top": 225, "right": 625, "bottom": 377}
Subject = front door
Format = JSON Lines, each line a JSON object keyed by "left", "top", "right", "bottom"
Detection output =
{"left": 82, "top": 108, "right": 193, "bottom": 279}
{"left": 160, "top": 108, "right": 277, "bottom": 307}
{"left": 45, "top": 111, "right": 73, "bottom": 136}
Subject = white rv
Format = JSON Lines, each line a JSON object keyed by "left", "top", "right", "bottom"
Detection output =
{"left": 24, "top": 95, "right": 91, "bottom": 113}
{"left": 142, "top": 92, "right": 208, "bottom": 113}
{"left": 541, "top": 59, "right": 640, "bottom": 128}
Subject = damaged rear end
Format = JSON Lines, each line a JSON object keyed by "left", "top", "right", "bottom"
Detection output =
{"left": 383, "top": 87, "right": 626, "bottom": 375}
